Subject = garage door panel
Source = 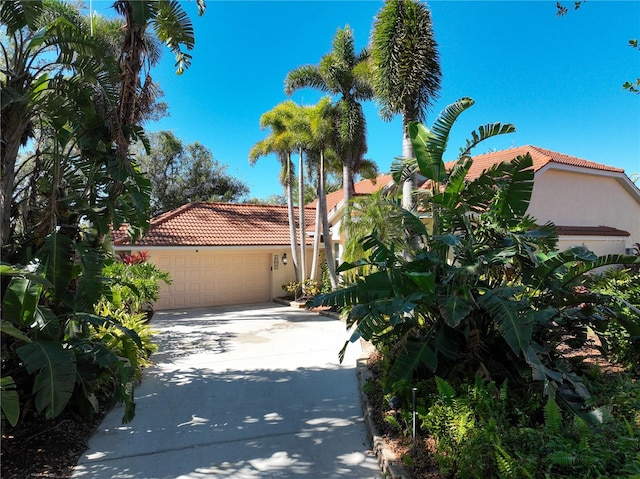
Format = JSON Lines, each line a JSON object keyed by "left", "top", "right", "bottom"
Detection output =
{"left": 155, "top": 252, "right": 271, "bottom": 310}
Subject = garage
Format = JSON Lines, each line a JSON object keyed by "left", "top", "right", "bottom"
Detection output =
{"left": 111, "top": 202, "right": 314, "bottom": 310}
{"left": 151, "top": 250, "right": 272, "bottom": 310}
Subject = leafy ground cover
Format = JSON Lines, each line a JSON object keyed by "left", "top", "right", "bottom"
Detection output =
{"left": 364, "top": 345, "right": 639, "bottom": 479}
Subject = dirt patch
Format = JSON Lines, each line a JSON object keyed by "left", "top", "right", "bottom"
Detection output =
{"left": 1, "top": 409, "right": 107, "bottom": 479}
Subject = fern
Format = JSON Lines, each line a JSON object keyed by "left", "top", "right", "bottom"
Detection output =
{"left": 435, "top": 377, "right": 456, "bottom": 405}
{"left": 546, "top": 451, "right": 576, "bottom": 467}
{"left": 543, "top": 397, "right": 562, "bottom": 434}
{"left": 495, "top": 444, "right": 517, "bottom": 479}
{"left": 495, "top": 445, "right": 535, "bottom": 479}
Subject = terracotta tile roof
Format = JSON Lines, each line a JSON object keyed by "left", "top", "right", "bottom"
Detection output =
{"left": 556, "top": 225, "right": 630, "bottom": 237}
{"left": 441, "top": 145, "right": 624, "bottom": 182}
{"left": 111, "top": 202, "right": 315, "bottom": 247}
{"left": 309, "top": 174, "right": 394, "bottom": 212}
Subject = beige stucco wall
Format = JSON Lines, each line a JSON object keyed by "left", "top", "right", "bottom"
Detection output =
{"left": 120, "top": 246, "right": 314, "bottom": 310}
{"left": 528, "top": 168, "right": 640, "bottom": 251}
{"left": 557, "top": 236, "right": 628, "bottom": 257}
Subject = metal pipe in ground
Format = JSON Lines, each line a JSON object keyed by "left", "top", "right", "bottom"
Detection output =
{"left": 412, "top": 387, "right": 417, "bottom": 455}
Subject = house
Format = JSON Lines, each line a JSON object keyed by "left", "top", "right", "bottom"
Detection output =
{"left": 111, "top": 202, "right": 315, "bottom": 310}
{"left": 321, "top": 146, "right": 640, "bottom": 260}
{"left": 307, "top": 174, "right": 395, "bottom": 262}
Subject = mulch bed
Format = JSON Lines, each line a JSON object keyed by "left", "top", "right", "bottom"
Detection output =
{"left": 1, "top": 407, "right": 109, "bottom": 479}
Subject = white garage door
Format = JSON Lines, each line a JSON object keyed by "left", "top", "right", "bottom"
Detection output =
{"left": 153, "top": 251, "right": 271, "bottom": 310}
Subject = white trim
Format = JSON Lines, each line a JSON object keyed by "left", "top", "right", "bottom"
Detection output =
{"left": 558, "top": 235, "right": 628, "bottom": 241}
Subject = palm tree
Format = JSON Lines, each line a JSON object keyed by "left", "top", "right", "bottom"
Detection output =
{"left": 112, "top": 0, "right": 205, "bottom": 159}
{"left": 371, "top": 0, "right": 442, "bottom": 208}
{"left": 285, "top": 25, "right": 374, "bottom": 208}
{"left": 249, "top": 100, "right": 303, "bottom": 282}
{"left": 305, "top": 98, "right": 340, "bottom": 289}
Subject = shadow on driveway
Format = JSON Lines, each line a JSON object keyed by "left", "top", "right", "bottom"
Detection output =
{"left": 73, "top": 303, "right": 381, "bottom": 479}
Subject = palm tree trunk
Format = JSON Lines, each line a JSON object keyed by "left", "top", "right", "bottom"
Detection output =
{"left": 297, "top": 146, "right": 307, "bottom": 284}
{"left": 285, "top": 155, "right": 300, "bottom": 282}
{"left": 341, "top": 157, "right": 354, "bottom": 253}
{"left": 115, "top": 0, "right": 145, "bottom": 159}
{"left": 402, "top": 117, "right": 414, "bottom": 210}
{"left": 320, "top": 151, "right": 338, "bottom": 289}
{"left": 310, "top": 200, "right": 321, "bottom": 281}
{"left": 0, "top": 113, "right": 27, "bottom": 248}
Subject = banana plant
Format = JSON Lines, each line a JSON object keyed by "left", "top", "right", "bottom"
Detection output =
{"left": 1, "top": 234, "right": 142, "bottom": 424}
{"left": 311, "top": 98, "right": 640, "bottom": 415}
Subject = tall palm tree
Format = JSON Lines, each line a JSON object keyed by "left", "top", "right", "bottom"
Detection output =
{"left": 112, "top": 0, "right": 205, "bottom": 159}
{"left": 305, "top": 98, "right": 340, "bottom": 289}
{"left": 285, "top": 25, "right": 374, "bottom": 208}
{"left": 249, "top": 100, "right": 303, "bottom": 282}
{"left": 371, "top": 0, "right": 442, "bottom": 208}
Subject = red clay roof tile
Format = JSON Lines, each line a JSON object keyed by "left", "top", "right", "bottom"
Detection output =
{"left": 309, "top": 174, "right": 394, "bottom": 212}
{"left": 111, "top": 202, "right": 315, "bottom": 247}
{"left": 442, "top": 145, "right": 624, "bottom": 182}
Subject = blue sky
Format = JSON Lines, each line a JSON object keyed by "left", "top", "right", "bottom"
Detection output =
{"left": 95, "top": 1, "right": 640, "bottom": 200}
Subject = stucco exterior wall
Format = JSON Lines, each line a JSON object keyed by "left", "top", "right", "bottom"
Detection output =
{"left": 120, "top": 246, "right": 314, "bottom": 310}
{"left": 557, "top": 237, "right": 628, "bottom": 257}
{"left": 528, "top": 168, "right": 640, "bottom": 249}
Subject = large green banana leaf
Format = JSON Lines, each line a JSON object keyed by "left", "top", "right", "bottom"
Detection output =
{"left": 2, "top": 276, "right": 42, "bottom": 327}
{"left": 16, "top": 341, "right": 77, "bottom": 419}
{"left": 1, "top": 376, "right": 20, "bottom": 427}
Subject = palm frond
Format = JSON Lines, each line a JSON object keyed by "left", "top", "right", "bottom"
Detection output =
{"left": 284, "top": 65, "right": 327, "bottom": 95}
{"left": 152, "top": 0, "right": 195, "bottom": 74}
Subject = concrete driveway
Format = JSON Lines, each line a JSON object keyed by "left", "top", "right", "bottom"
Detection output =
{"left": 72, "top": 303, "right": 381, "bottom": 478}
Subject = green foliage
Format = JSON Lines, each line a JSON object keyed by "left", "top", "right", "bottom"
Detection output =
{"left": 319, "top": 262, "right": 333, "bottom": 294}
{"left": 387, "top": 374, "right": 640, "bottom": 478}
{"left": 284, "top": 25, "right": 373, "bottom": 204}
{"left": 282, "top": 279, "right": 320, "bottom": 301}
{"left": 311, "top": 97, "right": 639, "bottom": 414}
{"left": 135, "top": 132, "right": 249, "bottom": 216}
{"left": 94, "top": 302, "right": 158, "bottom": 377}
{"left": 103, "top": 254, "right": 171, "bottom": 317}
{"left": 0, "top": 239, "right": 167, "bottom": 426}
{"left": 1, "top": 376, "right": 20, "bottom": 427}
{"left": 16, "top": 341, "right": 77, "bottom": 419}
{"left": 587, "top": 269, "right": 640, "bottom": 373}
{"left": 370, "top": 0, "right": 441, "bottom": 123}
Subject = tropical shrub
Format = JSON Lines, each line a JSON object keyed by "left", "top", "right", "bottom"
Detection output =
{"left": 1, "top": 246, "right": 142, "bottom": 427}
{"left": 282, "top": 279, "right": 320, "bottom": 300}
{"left": 311, "top": 98, "right": 639, "bottom": 415}
{"left": 587, "top": 268, "right": 640, "bottom": 374}
{"left": 103, "top": 252, "right": 171, "bottom": 319}
{"left": 93, "top": 302, "right": 158, "bottom": 379}
{"left": 417, "top": 376, "right": 640, "bottom": 478}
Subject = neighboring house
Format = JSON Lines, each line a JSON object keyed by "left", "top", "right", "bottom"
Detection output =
{"left": 111, "top": 202, "right": 314, "bottom": 310}
{"left": 308, "top": 174, "right": 395, "bottom": 263}
{"left": 455, "top": 146, "right": 640, "bottom": 256}
{"left": 320, "top": 146, "right": 640, "bottom": 261}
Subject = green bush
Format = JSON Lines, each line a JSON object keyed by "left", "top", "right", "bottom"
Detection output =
{"left": 281, "top": 279, "right": 320, "bottom": 301}
{"left": 587, "top": 269, "right": 640, "bottom": 373}
{"left": 93, "top": 301, "right": 158, "bottom": 380}
{"left": 103, "top": 253, "right": 171, "bottom": 319}
{"left": 409, "top": 376, "right": 640, "bottom": 479}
